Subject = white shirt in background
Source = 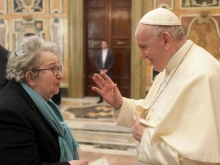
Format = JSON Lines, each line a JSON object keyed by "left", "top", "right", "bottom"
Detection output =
{"left": 102, "top": 49, "right": 108, "bottom": 67}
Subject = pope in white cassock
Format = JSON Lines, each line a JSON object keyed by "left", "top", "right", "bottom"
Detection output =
{"left": 92, "top": 8, "right": 220, "bottom": 165}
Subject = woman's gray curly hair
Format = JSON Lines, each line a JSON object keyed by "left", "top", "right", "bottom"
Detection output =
{"left": 6, "top": 36, "right": 57, "bottom": 82}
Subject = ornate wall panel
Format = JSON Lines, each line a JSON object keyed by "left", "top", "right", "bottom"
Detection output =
{"left": 181, "top": 0, "right": 220, "bottom": 8}
{"left": 153, "top": 0, "right": 174, "bottom": 10}
{"left": 13, "top": 19, "right": 45, "bottom": 50}
{"left": 0, "top": 19, "right": 8, "bottom": 48}
{"left": 13, "top": 0, "right": 44, "bottom": 13}
{"left": 0, "top": 0, "right": 69, "bottom": 87}
{"left": 50, "top": 18, "right": 64, "bottom": 65}
{"left": 0, "top": 0, "right": 7, "bottom": 14}
{"left": 182, "top": 15, "right": 220, "bottom": 59}
{"left": 50, "top": 0, "right": 63, "bottom": 13}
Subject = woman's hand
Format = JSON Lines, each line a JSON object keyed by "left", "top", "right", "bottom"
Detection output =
{"left": 92, "top": 72, "right": 123, "bottom": 110}
{"left": 69, "top": 159, "right": 88, "bottom": 165}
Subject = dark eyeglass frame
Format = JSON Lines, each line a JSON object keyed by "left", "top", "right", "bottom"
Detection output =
{"left": 33, "top": 65, "right": 62, "bottom": 76}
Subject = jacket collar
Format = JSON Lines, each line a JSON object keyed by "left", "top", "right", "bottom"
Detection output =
{"left": 8, "top": 80, "right": 40, "bottom": 113}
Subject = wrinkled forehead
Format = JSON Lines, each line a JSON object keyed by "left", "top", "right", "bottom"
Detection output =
{"left": 135, "top": 23, "right": 150, "bottom": 40}
{"left": 39, "top": 51, "right": 59, "bottom": 66}
{"left": 135, "top": 24, "right": 147, "bottom": 36}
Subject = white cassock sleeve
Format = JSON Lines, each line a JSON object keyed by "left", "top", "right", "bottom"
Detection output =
{"left": 114, "top": 97, "right": 220, "bottom": 165}
{"left": 114, "top": 98, "right": 179, "bottom": 165}
{"left": 138, "top": 128, "right": 180, "bottom": 165}
{"left": 138, "top": 128, "right": 220, "bottom": 165}
{"left": 113, "top": 97, "right": 136, "bottom": 127}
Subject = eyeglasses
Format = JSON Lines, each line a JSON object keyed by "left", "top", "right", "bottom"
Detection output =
{"left": 34, "top": 65, "right": 62, "bottom": 76}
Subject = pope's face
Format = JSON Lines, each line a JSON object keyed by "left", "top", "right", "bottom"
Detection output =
{"left": 135, "top": 24, "right": 166, "bottom": 72}
{"left": 32, "top": 51, "right": 63, "bottom": 101}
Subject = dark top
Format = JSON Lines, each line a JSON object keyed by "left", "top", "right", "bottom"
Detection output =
{"left": 96, "top": 49, "right": 114, "bottom": 77}
{"left": 0, "top": 45, "right": 9, "bottom": 90}
{"left": 0, "top": 81, "right": 70, "bottom": 165}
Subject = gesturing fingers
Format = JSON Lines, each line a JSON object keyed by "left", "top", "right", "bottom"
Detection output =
{"left": 100, "top": 72, "right": 115, "bottom": 85}
{"left": 93, "top": 72, "right": 116, "bottom": 89}
{"left": 93, "top": 73, "right": 107, "bottom": 86}
{"left": 93, "top": 74, "right": 105, "bottom": 90}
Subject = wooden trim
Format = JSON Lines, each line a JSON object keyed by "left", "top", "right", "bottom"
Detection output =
{"left": 130, "top": 0, "right": 147, "bottom": 99}
{"left": 68, "top": 0, "right": 84, "bottom": 97}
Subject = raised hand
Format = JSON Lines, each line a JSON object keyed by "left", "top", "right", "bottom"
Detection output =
{"left": 92, "top": 72, "right": 123, "bottom": 110}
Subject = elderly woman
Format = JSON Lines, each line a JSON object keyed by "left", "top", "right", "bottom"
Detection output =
{"left": 0, "top": 36, "right": 88, "bottom": 165}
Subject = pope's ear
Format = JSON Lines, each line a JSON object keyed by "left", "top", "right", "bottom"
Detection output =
{"left": 25, "top": 71, "right": 36, "bottom": 86}
{"left": 162, "top": 32, "right": 172, "bottom": 49}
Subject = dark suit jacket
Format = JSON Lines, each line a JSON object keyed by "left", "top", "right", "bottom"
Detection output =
{"left": 96, "top": 49, "right": 114, "bottom": 77}
{"left": 0, "top": 45, "right": 9, "bottom": 90}
{"left": 0, "top": 81, "right": 70, "bottom": 165}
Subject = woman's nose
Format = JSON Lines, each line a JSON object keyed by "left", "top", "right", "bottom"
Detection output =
{"left": 56, "top": 70, "right": 63, "bottom": 79}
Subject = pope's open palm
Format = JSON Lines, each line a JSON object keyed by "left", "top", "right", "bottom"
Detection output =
{"left": 92, "top": 72, "right": 123, "bottom": 110}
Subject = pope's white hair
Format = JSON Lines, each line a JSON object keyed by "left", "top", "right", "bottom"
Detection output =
{"left": 6, "top": 36, "right": 58, "bottom": 82}
{"left": 146, "top": 25, "right": 185, "bottom": 41}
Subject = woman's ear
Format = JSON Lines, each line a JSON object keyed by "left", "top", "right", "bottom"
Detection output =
{"left": 25, "top": 71, "right": 36, "bottom": 87}
{"left": 162, "top": 32, "right": 172, "bottom": 50}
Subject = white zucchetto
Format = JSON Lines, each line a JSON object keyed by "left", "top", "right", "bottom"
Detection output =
{"left": 139, "top": 8, "right": 181, "bottom": 26}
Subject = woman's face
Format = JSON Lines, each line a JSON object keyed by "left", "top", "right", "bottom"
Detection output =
{"left": 31, "top": 51, "right": 63, "bottom": 101}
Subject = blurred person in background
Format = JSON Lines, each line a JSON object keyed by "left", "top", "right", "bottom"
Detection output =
{"left": 96, "top": 40, "right": 114, "bottom": 103}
